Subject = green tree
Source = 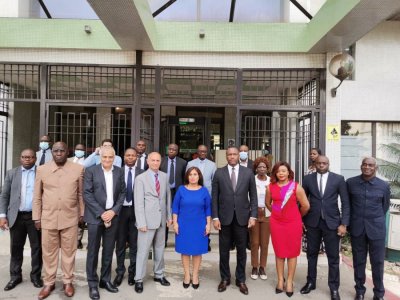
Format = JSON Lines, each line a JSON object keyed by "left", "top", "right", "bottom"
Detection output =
{"left": 377, "top": 132, "right": 400, "bottom": 198}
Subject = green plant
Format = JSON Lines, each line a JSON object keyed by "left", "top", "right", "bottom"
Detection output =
{"left": 377, "top": 132, "right": 400, "bottom": 198}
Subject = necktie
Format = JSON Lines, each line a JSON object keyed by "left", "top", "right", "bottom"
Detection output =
{"left": 319, "top": 174, "right": 325, "bottom": 219}
{"left": 155, "top": 173, "right": 160, "bottom": 197}
{"left": 231, "top": 167, "right": 236, "bottom": 191}
{"left": 169, "top": 159, "right": 175, "bottom": 185}
{"left": 126, "top": 167, "right": 133, "bottom": 203}
{"left": 39, "top": 150, "right": 46, "bottom": 165}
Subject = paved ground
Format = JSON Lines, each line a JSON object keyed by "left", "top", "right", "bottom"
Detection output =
{"left": 0, "top": 230, "right": 399, "bottom": 300}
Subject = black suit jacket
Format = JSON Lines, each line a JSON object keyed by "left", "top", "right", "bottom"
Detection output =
{"left": 212, "top": 165, "right": 257, "bottom": 226}
{"left": 83, "top": 165, "right": 126, "bottom": 225}
{"left": 302, "top": 172, "right": 350, "bottom": 230}
{"left": 160, "top": 156, "right": 187, "bottom": 190}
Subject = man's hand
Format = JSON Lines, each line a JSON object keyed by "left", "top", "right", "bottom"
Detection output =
{"left": 34, "top": 221, "right": 41, "bottom": 230}
{"left": 213, "top": 219, "right": 221, "bottom": 231}
{"left": 101, "top": 210, "right": 115, "bottom": 223}
{"left": 166, "top": 219, "right": 172, "bottom": 227}
{"left": 95, "top": 147, "right": 101, "bottom": 155}
{"left": 0, "top": 218, "right": 9, "bottom": 230}
{"left": 248, "top": 218, "right": 256, "bottom": 228}
{"left": 337, "top": 225, "right": 347, "bottom": 237}
{"left": 78, "top": 216, "right": 85, "bottom": 228}
{"left": 139, "top": 226, "right": 147, "bottom": 232}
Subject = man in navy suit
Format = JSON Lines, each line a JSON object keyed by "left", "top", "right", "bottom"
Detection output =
{"left": 212, "top": 146, "right": 257, "bottom": 295}
{"left": 300, "top": 155, "right": 350, "bottom": 300}
{"left": 347, "top": 157, "right": 390, "bottom": 300}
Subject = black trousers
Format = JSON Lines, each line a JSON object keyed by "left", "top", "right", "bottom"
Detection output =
{"left": 9, "top": 212, "right": 42, "bottom": 281}
{"left": 219, "top": 214, "right": 248, "bottom": 283}
{"left": 306, "top": 218, "right": 340, "bottom": 291}
{"left": 115, "top": 206, "right": 138, "bottom": 277}
{"left": 351, "top": 233, "right": 385, "bottom": 297}
{"left": 86, "top": 218, "right": 118, "bottom": 288}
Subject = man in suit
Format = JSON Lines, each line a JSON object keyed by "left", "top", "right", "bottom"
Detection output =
{"left": 0, "top": 149, "right": 43, "bottom": 291}
{"left": 68, "top": 143, "right": 86, "bottom": 249}
{"left": 239, "top": 144, "right": 254, "bottom": 170}
{"left": 83, "top": 147, "right": 126, "bottom": 300}
{"left": 113, "top": 147, "right": 143, "bottom": 287}
{"left": 160, "top": 143, "right": 187, "bottom": 246}
{"left": 347, "top": 157, "right": 390, "bottom": 300}
{"left": 300, "top": 155, "right": 350, "bottom": 300}
{"left": 32, "top": 142, "right": 84, "bottom": 299}
{"left": 36, "top": 135, "right": 53, "bottom": 166}
{"left": 84, "top": 138, "right": 122, "bottom": 168}
{"left": 134, "top": 152, "right": 172, "bottom": 294}
{"left": 212, "top": 146, "right": 257, "bottom": 295}
{"left": 135, "top": 139, "right": 148, "bottom": 171}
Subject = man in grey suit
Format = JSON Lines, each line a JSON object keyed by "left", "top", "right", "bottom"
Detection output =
{"left": 134, "top": 152, "right": 172, "bottom": 293}
{"left": 0, "top": 149, "right": 43, "bottom": 291}
{"left": 212, "top": 146, "right": 258, "bottom": 295}
{"left": 84, "top": 147, "right": 126, "bottom": 300}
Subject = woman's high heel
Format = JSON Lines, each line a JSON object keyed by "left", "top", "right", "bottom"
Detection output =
{"left": 275, "top": 278, "right": 285, "bottom": 294}
{"left": 286, "top": 282, "right": 294, "bottom": 297}
{"left": 183, "top": 280, "right": 191, "bottom": 289}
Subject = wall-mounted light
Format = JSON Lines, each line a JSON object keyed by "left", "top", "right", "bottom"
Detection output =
{"left": 84, "top": 25, "right": 92, "bottom": 34}
{"left": 328, "top": 52, "right": 355, "bottom": 97}
{"left": 199, "top": 29, "right": 205, "bottom": 38}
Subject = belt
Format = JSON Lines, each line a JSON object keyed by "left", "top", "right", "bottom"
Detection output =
{"left": 18, "top": 211, "right": 32, "bottom": 215}
{"left": 123, "top": 205, "right": 132, "bottom": 208}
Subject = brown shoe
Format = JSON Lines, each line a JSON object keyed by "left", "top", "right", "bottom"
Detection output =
{"left": 63, "top": 283, "right": 74, "bottom": 297}
{"left": 38, "top": 284, "right": 55, "bottom": 300}
{"left": 217, "top": 280, "right": 231, "bottom": 292}
{"left": 235, "top": 280, "right": 249, "bottom": 295}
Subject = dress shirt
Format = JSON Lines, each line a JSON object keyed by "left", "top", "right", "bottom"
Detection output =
{"left": 167, "top": 157, "right": 176, "bottom": 189}
{"left": 102, "top": 166, "right": 114, "bottom": 209}
{"left": 228, "top": 164, "right": 239, "bottom": 186}
{"left": 317, "top": 172, "right": 329, "bottom": 195}
{"left": 136, "top": 153, "right": 147, "bottom": 170}
{"left": 240, "top": 160, "right": 248, "bottom": 167}
{"left": 72, "top": 156, "right": 85, "bottom": 165}
{"left": 123, "top": 165, "right": 136, "bottom": 206}
{"left": 19, "top": 165, "right": 36, "bottom": 212}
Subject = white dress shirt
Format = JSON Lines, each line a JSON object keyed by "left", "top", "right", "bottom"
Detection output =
{"left": 102, "top": 166, "right": 114, "bottom": 209}
{"left": 318, "top": 172, "right": 329, "bottom": 195}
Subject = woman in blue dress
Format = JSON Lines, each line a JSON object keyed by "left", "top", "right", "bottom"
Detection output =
{"left": 172, "top": 166, "right": 211, "bottom": 289}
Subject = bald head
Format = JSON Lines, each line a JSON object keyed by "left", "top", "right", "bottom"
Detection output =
{"left": 316, "top": 155, "right": 330, "bottom": 174}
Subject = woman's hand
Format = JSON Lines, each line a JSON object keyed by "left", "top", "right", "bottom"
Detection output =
{"left": 173, "top": 222, "right": 179, "bottom": 235}
{"left": 205, "top": 223, "right": 211, "bottom": 235}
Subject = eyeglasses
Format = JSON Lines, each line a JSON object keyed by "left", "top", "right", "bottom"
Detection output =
{"left": 52, "top": 149, "right": 66, "bottom": 153}
{"left": 21, "top": 156, "right": 35, "bottom": 159}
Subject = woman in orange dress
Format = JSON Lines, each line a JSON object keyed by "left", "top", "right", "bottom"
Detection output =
{"left": 266, "top": 161, "right": 309, "bottom": 297}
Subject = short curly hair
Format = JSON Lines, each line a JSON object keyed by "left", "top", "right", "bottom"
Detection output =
{"left": 253, "top": 156, "right": 271, "bottom": 173}
{"left": 270, "top": 161, "right": 295, "bottom": 183}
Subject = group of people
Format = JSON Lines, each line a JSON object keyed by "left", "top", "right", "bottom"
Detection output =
{"left": 0, "top": 137, "right": 390, "bottom": 300}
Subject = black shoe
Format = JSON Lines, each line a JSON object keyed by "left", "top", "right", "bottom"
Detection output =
{"left": 32, "top": 278, "right": 44, "bottom": 288}
{"left": 99, "top": 281, "right": 118, "bottom": 293}
{"left": 89, "top": 287, "right": 100, "bottom": 300}
{"left": 286, "top": 283, "right": 294, "bottom": 297}
{"left": 331, "top": 290, "right": 341, "bottom": 300}
{"left": 113, "top": 274, "right": 123, "bottom": 287}
{"left": 135, "top": 282, "right": 143, "bottom": 293}
{"left": 128, "top": 274, "right": 135, "bottom": 286}
{"left": 355, "top": 295, "right": 364, "bottom": 300}
{"left": 300, "top": 282, "right": 316, "bottom": 294}
{"left": 183, "top": 281, "right": 190, "bottom": 289}
{"left": 4, "top": 278, "right": 22, "bottom": 291}
{"left": 218, "top": 280, "right": 231, "bottom": 292}
{"left": 192, "top": 280, "right": 199, "bottom": 289}
{"left": 77, "top": 240, "right": 83, "bottom": 249}
{"left": 154, "top": 277, "right": 170, "bottom": 286}
{"left": 373, "top": 297, "right": 384, "bottom": 300}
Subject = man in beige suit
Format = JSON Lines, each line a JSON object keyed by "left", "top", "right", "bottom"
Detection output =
{"left": 33, "top": 142, "right": 84, "bottom": 299}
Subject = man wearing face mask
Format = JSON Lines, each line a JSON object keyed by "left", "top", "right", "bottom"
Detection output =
{"left": 239, "top": 145, "right": 254, "bottom": 171}
{"left": 68, "top": 144, "right": 87, "bottom": 249}
{"left": 36, "top": 135, "right": 53, "bottom": 166}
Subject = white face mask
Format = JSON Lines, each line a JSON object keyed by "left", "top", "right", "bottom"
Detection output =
{"left": 239, "top": 151, "right": 248, "bottom": 161}
{"left": 39, "top": 142, "right": 49, "bottom": 151}
{"left": 75, "top": 150, "right": 85, "bottom": 158}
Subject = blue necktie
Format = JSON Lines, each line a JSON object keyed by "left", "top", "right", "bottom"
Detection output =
{"left": 126, "top": 167, "right": 133, "bottom": 203}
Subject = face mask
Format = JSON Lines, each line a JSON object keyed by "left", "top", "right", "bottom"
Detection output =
{"left": 239, "top": 151, "right": 248, "bottom": 161}
{"left": 39, "top": 142, "right": 49, "bottom": 151}
{"left": 75, "top": 150, "right": 85, "bottom": 158}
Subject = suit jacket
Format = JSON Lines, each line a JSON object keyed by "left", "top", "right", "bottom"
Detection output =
{"left": 32, "top": 161, "right": 84, "bottom": 230}
{"left": 302, "top": 171, "right": 350, "bottom": 230}
{"left": 160, "top": 156, "right": 187, "bottom": 190}
{"left": 134, "top": 169, "right": 172, "bottom": 230}
{"left": 35, "top": 149, "right": 52, "bottom": 166}
{"left": 83, "top": 164, "right": 126, "bottom": 225}
{"left": 0, "top": 166, "right": 36, "bottom": 228}
{"left": 212, "top": 165, "right": 258, "bottom": 226}
{"left": 186, "top": 158, "right": 216, "bottom": 195}
{"left": 346, "top": 175, "right": 390, "bottom": 239}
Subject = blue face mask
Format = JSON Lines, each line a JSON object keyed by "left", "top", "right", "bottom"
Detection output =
{"left": 39, "top": 142, "right": 49, "bottom": 151}
{"left": 239, "top": 151, "right": 248, "bottom": 161}
{"left": 75, "top": 150, "right": 85, "bottom": 158}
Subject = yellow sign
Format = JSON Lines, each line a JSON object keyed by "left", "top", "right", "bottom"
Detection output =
{"left": 327, "top": 125, "right": 340, "bottom": 141}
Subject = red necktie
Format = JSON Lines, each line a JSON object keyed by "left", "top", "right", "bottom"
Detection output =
{"left": 155, "top": 173, "right": 160, "bottom": 197}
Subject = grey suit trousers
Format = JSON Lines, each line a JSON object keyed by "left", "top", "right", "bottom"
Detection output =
{"left": 135, "top": 225, "right": 166, "bottom": 282}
